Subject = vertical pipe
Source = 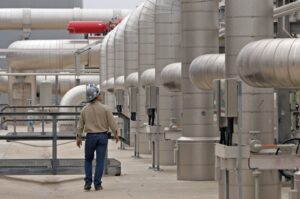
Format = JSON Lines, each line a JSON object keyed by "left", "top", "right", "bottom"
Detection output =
{"left": 154, "top": 0, "right": 181, "bottom": 166}
{"left": 223, "top": 0, "right": 281, "bottom": 198}
{"left": 177, "top": 0, "right": 219, "bottom": 180}
{"left": 137, "top": 0, "right": 156, "bottom": 155}
{"left": 124, "top": 4, "right": 144, "bottom": 153}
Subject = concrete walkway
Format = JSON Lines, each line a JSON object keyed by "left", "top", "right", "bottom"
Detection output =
{"left": 0, "top": 138, "right": 291, "bottom": 199}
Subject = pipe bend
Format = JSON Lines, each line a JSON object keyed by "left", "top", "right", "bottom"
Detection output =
{"left": 189, "top": 54, "right": 225, "bottom": 90}
{"left": 126, "top": 72, "right": 139, "bottom": 87}
{"left": 140, "top": 68, "right": 155, "bottom": 88}
{"left": 161, "top": 62, "right": 182, "bottom": 92}
{"left": 238, "top": 38, "right": 300, "bottom": 88}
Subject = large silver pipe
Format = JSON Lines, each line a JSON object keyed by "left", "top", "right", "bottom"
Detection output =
{"left": 238, "top": 38, "right": 300, "bottom": 89}
{"left": 221, "top": 0, "right": 280, "bottom": 198}
{"left": 274, "top": 0, "right": 300, "bottom": 19}
{"left": 126, "top": 72, "right": 139, "bottom": 87}
{"left": 178, "top": 0, "right": 219, "bottom": 181}
{"left": 140, "top": 68, "right": 155, "bottom": 88}
{"left": 106, "top": 27, "right": 118, "bottom": 110}
{"left": 123, "top": 5, "right": 144, "bottom": 152}
{"left": 161, "top": 62, "right": 181, "bottom": 92}
{"left": 0, "top": 8, "right": 131, "bottom": 30}
{"left": 100, "top": 30, "right": 111, "bottom": 103}
{"left": 154, "top": 1, "right": 181, "bottom": 166}
{"left": 189, "top": 54, "right": 225, "bottom": 90}
{"left": 7, "top": 40, "right": 100, "bottom": 71}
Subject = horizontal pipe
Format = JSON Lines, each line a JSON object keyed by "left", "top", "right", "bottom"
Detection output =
{"left": 7, "top": 39, "right": 101, "bottom": 70}
{"left": 0, "top": 8, "right": 131, "bottom": 29}
{"left": 274, "top": 0, "right": 300, "bottom": 18}
{"left": 238, "top": 39, "right": 300, "bottom": 88}
{"left": 161, "top": 63, "right": 181, "bottom": 92}
{"left": 189, "top": 54, "right": 225, "bottom": 90}
{"left": 140, "top": 68, "right": 155, "bottom": 87}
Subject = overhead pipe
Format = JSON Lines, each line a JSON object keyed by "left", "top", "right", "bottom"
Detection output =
{"left": 161, "top": 63, "right": 182, "bottom": 92}
{"left": 238, "top": 39, "right": 300, "bottom": 89}
{"left": 189, "top": 54, "right": 225, "bottom": 90}
{"left": 7, "top": 39, "right": 100, "bottom": 71}
{"left": 274, "top": 0, "right": 300, "bottom": 19}
{"left": 177, "top": 0, "right": 219, "bottom": 181}
{"left": 0, "top": 8, "right": 130, "bottom": 30}
{"left": 221, "top": 0, "right": 280, "bottom": 198}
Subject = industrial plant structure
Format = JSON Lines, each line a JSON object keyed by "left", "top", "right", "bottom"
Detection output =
{"left": 1, "top": 0, "right": 300, "bottom": 199}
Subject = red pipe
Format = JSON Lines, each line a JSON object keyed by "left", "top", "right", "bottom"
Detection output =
{"left": 67, "top": 21, "right": 108, "bottom": 34}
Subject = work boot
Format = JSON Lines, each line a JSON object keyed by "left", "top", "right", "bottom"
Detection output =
{"left": 84, "top": 184, "right": 91, "bottom": 191}
{"left": 95, "top": 186, "right": 103, "bottom": 191}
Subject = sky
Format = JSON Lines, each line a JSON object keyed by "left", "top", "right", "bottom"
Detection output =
{"left": 84, "top": 0, "right": 144, "bottom": 9}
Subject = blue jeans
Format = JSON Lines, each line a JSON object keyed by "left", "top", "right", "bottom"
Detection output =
{"left": 84, "top": 133, "right": 108, "bottom": 187}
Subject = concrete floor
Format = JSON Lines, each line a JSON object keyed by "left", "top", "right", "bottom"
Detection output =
{"left": 0, "top": 129, "right": 291, "bottom": 199}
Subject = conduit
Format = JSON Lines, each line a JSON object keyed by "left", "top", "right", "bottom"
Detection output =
{"left": 7, "top": 40, "right": 100, "bottom": 71}
{"left": 140, "top": 68, "right": 155, "bottom": 88}
{"left": 0, "top": 8, "right": 130, "bottom": 29}
{"left": 161, "top": 63, "right": 181, "bottom": 92}
{"left": 274, "top": 0, "right": 300, "bottom": 19}
{"left": 238, "top": 38, "right": 300, "bottom": 89}
{"left": 178, "top": 0, "right": 219, "bottom": 181}
{"left": 221, "top": 0, "right": 280, "bottom": 198}
{"left": 189, "top": 54, "right": 225, "bottom": 90}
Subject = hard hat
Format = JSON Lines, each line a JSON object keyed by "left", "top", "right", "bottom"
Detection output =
{"left": 86, "top": 84, "right": 100, "bottom": 102}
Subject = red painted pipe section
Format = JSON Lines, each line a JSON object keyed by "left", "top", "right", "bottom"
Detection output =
{"left": 67, "top": 21, "right": 108, "bottom": 34}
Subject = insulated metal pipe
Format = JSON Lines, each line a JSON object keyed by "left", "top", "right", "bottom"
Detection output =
{"left": 7, "top": 40, "right": 101, "bottom": 71}
{"left": 189, "top": 54, "right": 225, "bottom": 90}
{"left": 161, "top": 62, "right": 181, "bottom": 92}
{"left": 178, "top": 0, "right": 219, "bottom": 181}
{"left": 154, "top": 1, "right": 181, "bottom": 163}
{"left": 238, "top": 39, "right": 300, "bottom": 89}
{"left": 222, "top": 0, "right": 281, "bottom": 198}
{"left": 0, "top": 8, "right": 131, "bottom": 29}
{"left": 106, "top": 27, "right": 118, "bottom": 110}
{"left": 124, "top": 5, "right": 144, "bottom": 152}
{"left": 274, "top": 0, "right": 300, "bottom": 19}
{"left": 140, "top": 68, "right": 155, "bottom": 88}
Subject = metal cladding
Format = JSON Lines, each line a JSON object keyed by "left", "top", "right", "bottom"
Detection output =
{"left": 0, "top": 8, "right": 131, "bottom": 29}
{"left": 7, "top": 40, "right": 100, "bottom": 70}
{"left": 59, "top": 85, "right": 87, "bottom": 108}
{"left": 161, "top": 62, "right": 182, "bottom": 92}
{"left": 114, "top": 16, "right": 129, "bottom": 84}
{"left": 124, "top": 4, "right": 144, "bottom": 81}
{"left": 189, "top": 54, "right": 225, "bottom": 90}
{"left": 238, "top": 39, "right": 300, "bottom": 88}
{"left": 126, "top": 72, "right": 139, "bottom": 87}
{"left": 140, "top": 68, "right": 155, "bottom": 87}
{"left": 0, "top": 73, "right": 8, "bottom": 92}
{"left": 177, "top": 0, "right": 219, "bottom": 181}
{"left": 221, "top": 0, "right": 280, "bottom": 198}
{"left": 106, "top": 77, "right": 115, "bottom": 93}
{"left": 115, "top": 76, "right": 125, "bottom": 90}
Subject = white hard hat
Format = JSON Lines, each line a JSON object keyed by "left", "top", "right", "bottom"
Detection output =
{"left": 86, "top": 84, "right": 100, "bottom": 102}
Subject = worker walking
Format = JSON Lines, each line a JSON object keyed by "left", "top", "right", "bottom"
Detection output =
{"left": 76, "top": 84, "right": 120, "bottom": 191}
